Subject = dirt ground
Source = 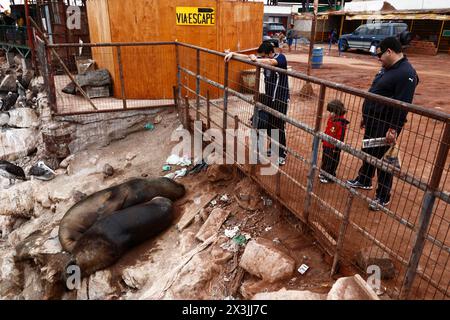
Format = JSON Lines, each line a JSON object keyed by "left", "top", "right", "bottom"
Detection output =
{"left": 284, "top": 44, "right": 450, "bottom": 113}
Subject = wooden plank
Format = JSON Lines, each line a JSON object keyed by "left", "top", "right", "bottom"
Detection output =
{"left": 87, "top": 0, "right": 263, "bottom": 100}
{"left": 177, "top": 193, "right": 218, "bottom": 231}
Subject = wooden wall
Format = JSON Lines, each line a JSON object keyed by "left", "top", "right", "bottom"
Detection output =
{"left": 87, "top": 0, "right": 264, "bottom": 99}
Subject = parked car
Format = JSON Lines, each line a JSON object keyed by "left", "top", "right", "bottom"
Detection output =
{"left": 262, "top": 22, "right": 286, "bottom": 47}
{"left": 339, "top": 22, "right": 411, "bottom": 52}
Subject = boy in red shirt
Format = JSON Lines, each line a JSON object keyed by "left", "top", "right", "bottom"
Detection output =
{"left": 319, "top": 99, "right": 350, "bottom": 184}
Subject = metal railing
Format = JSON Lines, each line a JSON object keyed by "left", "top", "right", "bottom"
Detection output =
{"left": 39, "top": 41, "right": 450, "bottom": 299}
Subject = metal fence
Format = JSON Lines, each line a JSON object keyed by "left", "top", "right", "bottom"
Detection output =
{"left": 40, "top": 41, "right": 449, "bottom": 299}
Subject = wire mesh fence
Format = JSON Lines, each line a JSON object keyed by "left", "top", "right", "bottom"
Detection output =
{"left": 38, "top": 41, "right": 449, "bottom": 299}
{"left": 176, "top": 42, "right": 450, "bottom": 300}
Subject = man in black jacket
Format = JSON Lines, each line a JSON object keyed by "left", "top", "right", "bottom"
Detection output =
{"left": 347, "top": 37, "right": 419, "bottom": 211}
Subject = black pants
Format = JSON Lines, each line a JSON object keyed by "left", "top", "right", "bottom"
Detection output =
{"left": 321, "top": 147, "right": 341, "bottom": 177}
{"left": 254, "top": 94, "right": 287, "bottom": 158}
{"left": 357, "top": 144, "right": 392, "bottom": 202}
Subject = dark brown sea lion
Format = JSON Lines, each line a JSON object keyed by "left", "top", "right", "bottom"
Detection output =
{"left": 58, "top": 177, "right": 185, "bottom": 252}
{"left": 69, "top": 197, "right": 174, "bottom": 277}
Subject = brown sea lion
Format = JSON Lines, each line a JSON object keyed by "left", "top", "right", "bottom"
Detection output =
{"left": 68, "top": 197, "right": 174, "bottom": 277}
{"left": 58, "top": 177, "right": 185, "bottom": 252}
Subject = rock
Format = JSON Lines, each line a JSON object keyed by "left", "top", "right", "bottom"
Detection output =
{"left": 327, "top": 275, "right": 380, "bottom": 300}
{"left": 122, "top": 264, "right": 152, "bottom": 290}
{"left": 239, "top": 238, "right": 296, "bottom": 282}
{"left": 0, "top": 215, "right": 16, "bottom": 238}
{"left": 62, "top": 82, "right": 76, "bottom": 95}
{"left": 75, "top": 69, "right": 111, "bottom": 87}
{"left": 7, "top": 108, "right": 39, "bottom": 128}
{"left": 125, "top": 152, "right": 136, "bottom": 161}
{"left": 30, "top": 76, "right": 45, "bottom": 92}
{"left": 0, "top": 249, "right": 20, "bottom": 286}
{"left": 356, "top": 246, "right": 396, "bottom": 280}
{"left": 0, "top": 74, "right": 17, "bottom": 92}
{"left": 195, "top": 208, "right": 230, "bottom": 242}
{"left": 154, "top": 114, "right": 162, "bottom": 124}
{"left": 0, "top": 112, "right": 9, "bottom": 126}
{"left": 87, "top": 270, "right": 116, "bottom": 300}
{"left": 59, "top": 154, "right": 75, "bottom": 168}
{"left": 21, "top": 264, "right": 44, "bottom": 300}
{"left": 0, "top": 180, "right": 36, "bottom": 217}
{"left": 169, "top": 251, "right": 221, "bottom": 299}
{"left": 72, "top": 190, "right": 87, "bottom": 203}
{"left": 206, "top": 164, "right": 234, "bottom": 183}
{"left": 89, "top": 155, "right": 99, "bottom": 165}
{"left": 0, "top": 128, "right": 39, "bottom": 161}
{"left": 252, "top": 288, "right": 325, "bottom": 300}
{"left": 103, "top": 164, "right": 114, "bottom": 177}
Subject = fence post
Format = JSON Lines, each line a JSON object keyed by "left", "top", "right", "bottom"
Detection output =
{"left": 184, "top": 96, "right": 190, "bottom": 130}
{"left": 117, "top": 46, "right": 127, "bottom": 109}
{"left": 223, "top": 61, "right": 229, "bottom": 163}
{"left": 196, "top": 49, "right": 200, "bottom": 121}
{"left": 234, "top": 115, "right": 239, "bottom": 175}
{"left": 206, "top": 90, "right": 211, "bottom": 130}
{"left": 175, "top": 42, "right": 182, "bottom": 109}
{"left": 331, "top": 192, "right": 354, "bottom": 276}
{"left": 304, "top": 84, "right": 326, "bottom": 222}
{"left": 250, "top": 66, "right": 261, "bottom": 177}
{"left": 45, "top": 44, "right": 57, "bottom": 114}
{"left": 173, "top": 86, "right": 179, "bottom": 113}
{"left": 400, "top": 122, "right": 450, "bottom": 299}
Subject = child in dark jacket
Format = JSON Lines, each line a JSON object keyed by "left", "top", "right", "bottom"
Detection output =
{"left": 319, "top": 99, "right": 350, "bottom": 184}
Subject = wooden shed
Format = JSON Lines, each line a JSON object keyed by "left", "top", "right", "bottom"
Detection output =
{"left": 86, "top": 0, "right": 264, "bottom": 99}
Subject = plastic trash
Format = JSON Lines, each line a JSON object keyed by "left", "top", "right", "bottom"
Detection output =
{"left": 298, "top": 264, "right": 309, "bottom": 275}
{"left": 162, "top": 165, "right": 171, "bottom": 172}
{"left": 220, "top": 194, "right": 229, "bottom": 202}
{"left": 166, "top": 154, "right": 192, "bottom": 166}
{"left": 225, "top": 226, "right": 240, "bottom": 239}
{"left": 144, "top": 123, "right": 155, "bottom": 130}
{"left": 232, "top": 234, "right": 247, "bottom": 246}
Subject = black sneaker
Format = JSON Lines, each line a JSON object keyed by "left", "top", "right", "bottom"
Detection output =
{"left": 369, "top": 198, "right": 390, "bottom": 211}
{"left": 346, "top": 178, "right": 373, "bottom": 190}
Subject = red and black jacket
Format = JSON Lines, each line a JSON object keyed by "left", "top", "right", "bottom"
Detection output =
{"left": 323, "top": 115, "right": 350, "bottom": 149}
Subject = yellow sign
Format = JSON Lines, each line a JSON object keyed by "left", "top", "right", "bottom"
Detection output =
{"left": 176, "top": 7, "right": 215, "bottom": 26}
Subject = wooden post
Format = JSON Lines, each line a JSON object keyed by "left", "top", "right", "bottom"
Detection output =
{"left": 436, "top": 20, "right": 445, "bottom": 54}
{"left": 234, "top": 115, "right": 239, "bottom": 174}
{"left": 117, "top": 46, "right": 127, "bottom": 109}
{"left": 339, "top": 15, "right": 344, "bottom": 37}
{"left": 306, "top": 0, "right": 319, "bottom": 76}
{"left": 400, "top": 122, "right": 450, "bottom": 299}
{"left": 331, "top": 193, "right": 354, "bottom": 276}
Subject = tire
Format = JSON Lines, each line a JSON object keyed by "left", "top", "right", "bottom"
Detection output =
{"left": 339, "top": 39, "right": 348, "bottom": 52}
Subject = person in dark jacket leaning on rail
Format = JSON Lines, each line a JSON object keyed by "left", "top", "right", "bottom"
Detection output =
{"left": 347, "top": 37, "right": 419, "bottom": 211}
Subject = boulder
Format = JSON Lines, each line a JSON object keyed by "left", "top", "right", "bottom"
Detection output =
{"left": 0, "top": 128, "right": 39, "bottom": 161}
{"left": 8, "top": 108, "right": 39, "bottom": 128}
{"left": 356, "top": 246, "right": 396, "bottom": 280}
{"left": 252, "top": 288, "right": 325, "bottom": 300}
{"left": 327, "top": 274, "right": 380, "bottom": 300}
{"left": 0, "top": 74, "right": 17, "bottom": 92}
{"left": 239, "top": 238, "right": 296, "bottom": 282}
{"left": 75, "top": 69, "right": 111, "bottom": 87}
{"left": 0, "top": 112, "right": 9, "bottom": 126}
{"left": 0, "top": 180, "right": 36, "bottom": 218}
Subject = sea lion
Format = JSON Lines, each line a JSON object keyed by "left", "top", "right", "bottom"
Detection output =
{"left": 59, "top": 177, "right": 185, "bottom": 252}
{"left": 69, "top": 197, "right": 174, "bottom": 277}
